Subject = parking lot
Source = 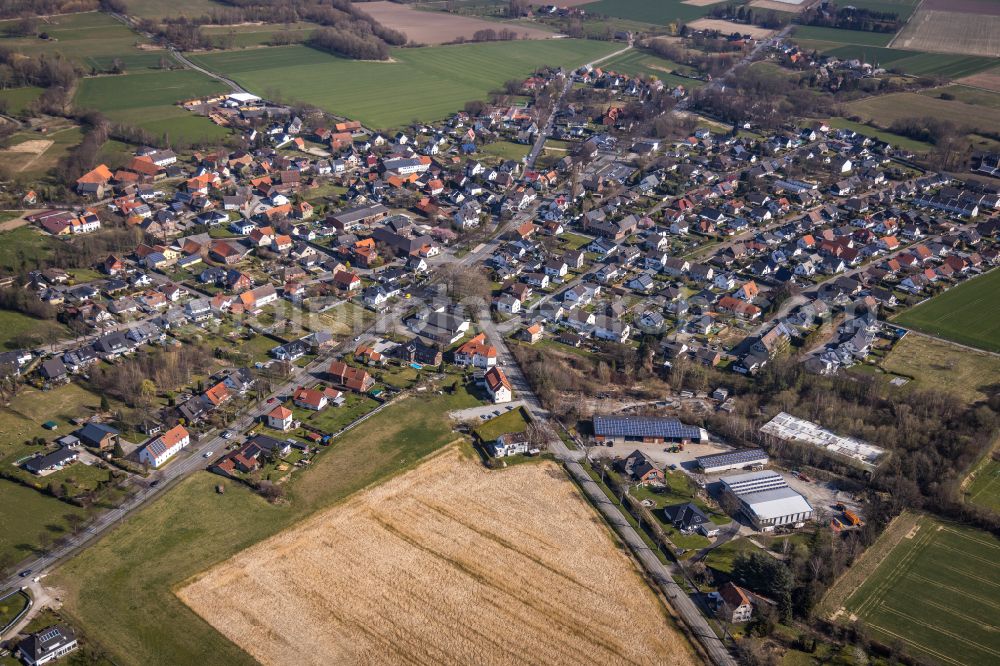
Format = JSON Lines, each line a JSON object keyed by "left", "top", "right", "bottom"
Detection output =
{"left": 448, "top": 400, "right": 527, "bottom": 423}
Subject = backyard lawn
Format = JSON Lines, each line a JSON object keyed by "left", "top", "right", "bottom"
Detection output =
{"left": 474, "top": 406, "right": 531, "bottom": 442}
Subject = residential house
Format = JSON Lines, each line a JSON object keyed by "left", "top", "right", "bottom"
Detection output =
{"left": 138, "top": 424, "right": 191, "bottom": 468}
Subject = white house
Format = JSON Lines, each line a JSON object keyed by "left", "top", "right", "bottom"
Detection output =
{"left": 491, "top": 431, "right": 530, "bottom": 458}
{"left": 485, "top": 366, "right": 512, "bottom": 403}
{"left": 138, "top": 424, "right": 190, "bottom": 468}
{"left": 266, "top": 405, "right": 294, "bottom": 431}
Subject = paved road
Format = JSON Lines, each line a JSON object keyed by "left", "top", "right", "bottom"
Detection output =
{"left": 479, "top": 312, "right": 736, "bottom": 666}
{"left": 525, "top": 41, "right": 633, "bottom": 169}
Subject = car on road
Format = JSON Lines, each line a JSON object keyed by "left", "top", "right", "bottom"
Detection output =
{"left": 267, "top": 397, "right": 277, "bottom": 404}
{"left": 19, "top": 569, "right": 31, "bottom": 578}
{"left": 221, "top": 430, "right": 233, "bottom": 439}
{"left": 150, "top": 480, "right": 160, "bottom": 487}
{"left": 203, "top": 451, "right": 213, "bottom": 458}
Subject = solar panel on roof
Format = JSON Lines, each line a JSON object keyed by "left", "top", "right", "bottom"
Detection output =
{"left": 594, "top": 416, "right": 700, "bottom": 439}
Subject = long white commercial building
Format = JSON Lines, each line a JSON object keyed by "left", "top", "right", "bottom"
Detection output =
{"left": 722, "top": 470, "right": 813, "bottom": 531}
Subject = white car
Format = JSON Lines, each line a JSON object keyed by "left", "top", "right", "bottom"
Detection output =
{"left": 203, "top": 451, "right": 214, "bottom": 458}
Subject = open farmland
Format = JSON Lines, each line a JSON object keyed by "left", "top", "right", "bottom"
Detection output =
{"left": 686, "top": 19, "right": 775, "bottom": 39}
{"left": 358, "top": 1, "right": 555, "bottom": 44}
{"left": 0, "top": 11, "right": 163, "bottom": 71}
{"left": 51, "top": 391, "right": 483, "bottom": 666}
{"left": 74, "top": 69, "right": 229, "bottom": 143}
{"left": 892, "top": 9, "right": 1000, "bottom": 57}
{"left": 595, "top": 48, "right": 704, "bottom": 87}
{"left": 192, "top": 40, "right": 619, "bottom": 128}
{"left": 792, "top": 25, "right": 895, "bottom": 48}
{"left": 126, "top": 0, "right": 227, "bottom": 21}
{"left": 892, "top": 268, "right": 1000, "bottom": 353}
{"left": 201, "top": 22, "right": 320, "bottom": 49}
{"left": 179, "top": 448, "right": 694, "bottom": 666}
{"left": 845, "top": 92, "right": 1000, "bottom": 134}
{"left": 965, "top": 456, "right": 1000, "bottom": 513}
{"left": 827, "top": 513, "right": 1000, "bottom": 666}
{"left": 583, "top": 0, "right": 717, "bottom": 23}
{"left": 958, "top": 65, "right": 1000, "bottom": 93}
{"left": 921, "top": 84, "right": 1000, "bottom": 108}
{"left": 880, "top": 333, "right": 1000, "bottom": 405}
{"left": 811, "top": 44, "right": 997, "bottom": 78}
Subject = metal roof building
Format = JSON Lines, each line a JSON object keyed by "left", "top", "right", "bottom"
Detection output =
{"left": 696, "top": 448, "right": 769, "bottom": 473}
{"left": 720, "top": 470, "right": 813, "bottom": 530}
{"left": 721, "top": 470, "right": 787, "bottom": 496}
{"left": 593, "top": 416, "right": 703, "bottom": 444}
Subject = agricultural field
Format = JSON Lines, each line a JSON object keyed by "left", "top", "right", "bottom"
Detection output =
{"left": 125, "top": 0, "right": 227, "bottom": 21}
{"left": 52, "top": 391, "right": 482, "bottom": 666}
{"left": 73, "top": 69, "right": 229, "bottom": 143}
{"left": 583, "top": 0, "right": 716, "bottom": 23}
{"left": 179, "top": 448, "right": 694, "bottom": 666}
{"left": 845, "top": 91, "right": 1000, "bottom": 135}
{"left": 921, "top": 84, "right": 1000, "bottom": 108}
{"left": 958, "top": 64, "right": 1000, "bottom": 93}
{"left": 0, "top": 11, "right": 163, "bottom": 71}
{"left": 880, "top": 333, "right": 1000, "bottom": 404}
{"left": 192, "top": 40, "right": 620, "bottom": 128}
{"left": 796, "top": 39, "right": 997, "bottom": 78}
{"left": 965, "top": 457, "right": 1000, "bottom": 513}
{"left": 829, "top": 513, "right": 1000, "bottom": 666}
{"left": 893, "top": 268, "right": 1000, "bottom": 353}
{"left": 360, "top": 1, "right": 555, "bottom": 44}
{"left": 201, "top": 22, "right": 319, "bottom": 49}
{"left": 892, "top": 0, "right": 1000, "bottom": 57}
{"left": 792, "top": 25, "right": 895, "bottom": 48}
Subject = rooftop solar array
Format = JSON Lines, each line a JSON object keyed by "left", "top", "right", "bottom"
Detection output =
{"left": 696, "top": 448, "right": 768, "bottom": 468}
{"left": 593, "top": 416, "right": 701, "bottom": 440}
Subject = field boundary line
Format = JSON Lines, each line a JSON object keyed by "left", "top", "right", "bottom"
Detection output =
{"left": 816, "top": 511, "right": 918, "bottom": 618}
{"left": 866, "top": 621, "right": 966, "bottom": 666}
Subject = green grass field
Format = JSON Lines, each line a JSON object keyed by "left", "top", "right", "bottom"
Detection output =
{"left": 201, "top": 22, "right": 319, "bottom": 49}
{"left": 0, "top": 310, "right": 69, "bottom": 351}
{"left": 74, "top": 69, "right": 229, "bottom": 143}
{"left": 192, "top": 40, "right": 619, "bottom": 128}
{"left": 846, "top": 91, "right": 1000, "bottom": 134}
{"left": 965, "top": 458, "right": 1000, "bottom": 513}
{"left": 880, "top": 333, "right": 1000, "bottom": 405}
{"left": 840, "top": 514, "right": 1000, "bottom": 666}
{"left": 792, "top": 25, "right": 895, "bottom": 48}
{"left": 479, "top": 140, "right": 528, "bottom": 163}
{"left": 920, "top": 84, "right": 1000, "bottom": 109}
{"left": 0, "top": 11, "right": 161, "bottom": 71}
{"left": 474, "top": 406, "right": 530, "bottom": 441}
{"left": 893, "top": 268, "right": 1000, "bottom": 353}
{"left": 53, "top": 390, "right": 480, "bottom": 665}
{"left": 582, "top": 0, "right": 714, "bottom": 24}
{"left": 0, "top": 226, "right": 58, "bottom": 275}
{"left": 0, "top": 86, "right": 43, "bottom": 115}
{"left": 126, "top": 0, "right": 227, "bottom": 20}
{"left": 0, "top": 481, "right": 87, "bottom": 570}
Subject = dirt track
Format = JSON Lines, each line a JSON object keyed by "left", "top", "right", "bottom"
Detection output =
{"left": 178, "top": 448, "right": 695, "bottom": 666}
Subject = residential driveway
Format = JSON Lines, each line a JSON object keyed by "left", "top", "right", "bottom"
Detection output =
{"left": 449, "top": 400, "right": 526, "bottom": 423}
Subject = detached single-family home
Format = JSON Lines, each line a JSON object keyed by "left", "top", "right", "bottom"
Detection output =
{"left": 266, "top": 405, "right": 294, "bottom": 431}
{"left": 484, "top": 366, "right": 512, "bottom": 403}
{"left": 138, "top": 424, "right": 190, "bottom": 468}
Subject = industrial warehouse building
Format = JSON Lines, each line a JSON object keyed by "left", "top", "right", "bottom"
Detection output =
{"left": 696, "top": 448, "right": 769, "bottom": 474}
{"left": 722, "top": 470, "right": 813, "bottom": 531}
{"left": 593, "top": 416, "right": 705, "bottom": 445}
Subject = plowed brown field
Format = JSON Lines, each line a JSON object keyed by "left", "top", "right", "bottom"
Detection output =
{"left": 178, "top": 449, "right": 695, "bottom": 666}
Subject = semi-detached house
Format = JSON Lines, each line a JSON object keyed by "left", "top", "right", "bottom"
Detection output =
{"left": 138, "top": 424, "right": 191, "bottom": 468}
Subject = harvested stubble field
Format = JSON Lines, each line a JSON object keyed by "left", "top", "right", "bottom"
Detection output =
{"left": 892, "top": 9, "right": 1000, "bottom": 57}
{"left": 358, "top": 1, "right": 555, "bottom": 44}
{"left": 179, "top": 448, "right": 694, "bottom": 666}
{"left": 687, "top": 18, "right": 775, "bottom": 39}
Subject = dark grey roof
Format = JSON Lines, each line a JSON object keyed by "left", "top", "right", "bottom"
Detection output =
{"left": 594, "top": 416, "right": 700, "bottom": 440}
{"left": 696, "top": 448, "right": 768, "bottom": 470}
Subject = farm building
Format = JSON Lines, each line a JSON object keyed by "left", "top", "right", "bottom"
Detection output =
{"left": 593, "top": 416, "right": 704, "bottom": 445}
{"left": 696, "top": 448, "right": 769, "bottom": 474}
{"left": 760, "top": 412, "right": 885, "bottom": 469}
{"left": 721, "top": 470, "right": 813, "bottom": 531}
